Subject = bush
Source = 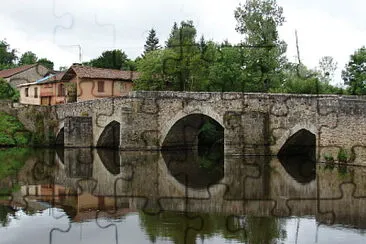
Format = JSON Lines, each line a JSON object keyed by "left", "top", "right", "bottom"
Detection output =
{"left": 0, "top": 78, "right": 19, "bottom": 101}
{"left": 337, "top": 148, "right": 348, "bottom": 163}
{"left": 324, "top": 154, "right": 334, "bottom": 162}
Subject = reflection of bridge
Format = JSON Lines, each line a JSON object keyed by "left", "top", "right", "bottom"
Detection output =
{"left": 16, "top": 149, "right": 366, "bottom": 228}
{"left": 53, "top": 91, "right": 366, "bottom": 162}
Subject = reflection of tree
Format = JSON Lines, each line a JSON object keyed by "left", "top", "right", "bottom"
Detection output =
{"left": 0, "top": 148, "right": 31, "bottom": 179}
{"left": 0, "top": 205, "right": 16, "bottom": 227}
{"left": 139, "top": 211, "right": 286, "bottom": 244}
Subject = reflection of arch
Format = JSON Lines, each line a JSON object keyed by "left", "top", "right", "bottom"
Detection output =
{"left": 55, "top": 127, "right": 64, "bottom": 145}
{"left": 157, "top": 153, "right": 226, "bottom": 199}
{"left": 278, "top": 129, "right": 316, "bottom": 183}
{"left": 97, "top": 121, "right": 120, "bottom": 148}
{"left": 97, "top": 149, "right": 120, "bottom": 175}
{"left": 161, "top": 113, "right": 224, "bottom": 150}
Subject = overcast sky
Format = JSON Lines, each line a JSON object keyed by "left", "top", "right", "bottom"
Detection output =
{"left": 1, "top": 0, "right": 365, "bottom": 84}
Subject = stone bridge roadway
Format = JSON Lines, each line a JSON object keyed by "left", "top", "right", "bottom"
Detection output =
{"left": 54, "top": 91, "right": 366, "bottom": 163}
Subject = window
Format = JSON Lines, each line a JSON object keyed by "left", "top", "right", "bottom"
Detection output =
{"left": 25, "top": 88, "right": 29, "bottom": 97}
{"left": 34, "top": 87, "right": 38, "bottom": 98}
{"left": 58, "top": 84, "right": 65, "bottom": 97}
{"left": 98, "top": 81, "right": 105, "bottom": 92}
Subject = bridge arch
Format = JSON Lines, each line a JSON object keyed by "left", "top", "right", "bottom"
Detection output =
{"left": 274, "top": 122, "right": 318, "bottom": 156}
{"left": 160, "top": 109, "right": 223, "bottom": 149}
{"left": 97, "top": 120, "right": 121, "bottom": 148}
{"left": 55, "top": 122, "right": 65, "bottom": 146}
{"left": 161, "top": 111, "right": 224, "bottom": 150}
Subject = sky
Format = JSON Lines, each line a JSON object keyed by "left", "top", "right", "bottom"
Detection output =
{"left": 1, "top": 0, "right": 365, "bottom": 84}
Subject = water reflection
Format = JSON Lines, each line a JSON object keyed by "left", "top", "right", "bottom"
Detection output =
{"left": 1, "top": 148, "right": 366, "bottom": 243}
{"left": 162, "top": 147, "right": 224, "bottom": 188}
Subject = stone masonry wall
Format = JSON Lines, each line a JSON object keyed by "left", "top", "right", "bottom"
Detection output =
{"left": 3, "top": 92, "right": 366, "bottom": 163}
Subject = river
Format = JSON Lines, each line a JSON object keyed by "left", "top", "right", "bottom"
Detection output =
{"left": 0, "top": 147, "right": 366, "bottom": 244}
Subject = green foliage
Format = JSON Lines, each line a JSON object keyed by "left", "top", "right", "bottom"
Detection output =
{"left": 0, "top": 78, "right": 19, "bottom": 101}
{"left": 65, "top": 82, "right": 77, "bottom": 102}
{"left": 143, "top": 28, "right": 161, "bottom": 56}
{"left": 234, "top": 0, "right": 287, "bottom": 92}
{"left": 85, "top": 49, "right": 135, "bottom": 70}
{"left": 0, "top": 40, "right": 17, "bottom": 70}
{"left": 337, "top": 148, "right": 349, "bottom": 163}
{"left": 323, "top": 154, "right": 334, "bottom": 162}
{"left": 18, "top": 51, "right": 37, "bottom": 66}
{"left": 134, "top": 49, "right": 171, "bottom": 90}
{"left": 37, "top": 58, "right": 54, "bottom": 70}
{"left": 342, "top": 46, "right": 366, "bottom": 95}
{"left": 134, "top": 4, "right": 343, "bottom": 95}
{"left": 0, "top": 112, "right": 31, "bottom": 146}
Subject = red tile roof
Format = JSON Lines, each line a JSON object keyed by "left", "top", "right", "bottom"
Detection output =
{"left": 0, "top": 64, "right": 38, "bottom": 78}
{"left": 69, "top": 65, "right": 139, "bottom": 80}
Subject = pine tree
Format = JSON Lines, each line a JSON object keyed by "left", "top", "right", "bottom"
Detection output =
{"left": 166, "top": 22, "right": 178, "bottom": 48}
{"left": 143, "top": 28, "right": 161, "bottom": 56}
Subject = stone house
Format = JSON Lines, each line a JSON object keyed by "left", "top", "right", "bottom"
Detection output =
{"left": 18, "top": 71, "right": 67, "bottom": 105}
{"left": 61, "top": 65, "right": 139, "bottom": 102}
{"left": 0, "top": 64, "right": 49, "bottom": 87}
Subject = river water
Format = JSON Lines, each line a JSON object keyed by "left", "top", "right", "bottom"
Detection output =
{"left": 0, "top": 147, "right": 366, "bottom": 244}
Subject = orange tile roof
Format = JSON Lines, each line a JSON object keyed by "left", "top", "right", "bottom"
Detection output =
{"left": 0, "top": 64, "right": 37, "bottom": 78}
{"left": 70, "top": 65, "right": 139, "bottom": 80}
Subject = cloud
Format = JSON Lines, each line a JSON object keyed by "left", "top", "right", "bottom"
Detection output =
{"left": 0, "top": 0, "right": 365, "bottom": 82}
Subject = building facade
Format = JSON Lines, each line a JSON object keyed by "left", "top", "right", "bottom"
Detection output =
{"left": 61, "top": 65, "right": 138, "bottom": 102}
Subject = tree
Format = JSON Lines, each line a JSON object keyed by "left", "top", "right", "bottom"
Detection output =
{"left": 234, "top": 0, "right": 287, "bottom": 92}
{"left": 0, "top": 78, "right": 19, "bottom": 101}
{"left": 18, "top": 51, "right": 37, "bottom": 66}
{"left": 342, "top": 46, "right": 366, "bottom": 95}
{"left": 164, "top": 20, "right": 202, "bottom": 90}
{"left": 134, "top": 49, "right": 171, "bottom": 91}
{"left": 0, "top": 40, "right": 17, "bottom": 70}
{"left": 317, "top": 56, "right": 337, "bottom": 84}
{"left": 86, "top": 49, "right": 133, "bottom": 70}
{"left": 166, "top": 22, "right": 178, "bottom": 48}
{"left": 37, "top": 58, "right": 54, "bottom": 70}
{"left": 143, "top": 29, "right": 161, "bottom": 56}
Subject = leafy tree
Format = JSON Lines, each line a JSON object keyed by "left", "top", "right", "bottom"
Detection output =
{"left": 86, "top": 49, "right": 133, "bottom": 70}
{"left": 342, "top": 46, "right": 366, "bottom": 95}
{"left": 317, "top": 56, "right": 337, "bottom": 84}
{"left": 37, "top": 58, "right": 54, "bottom": 70}
{"left": 234, "top": 0, "right": 287, "bottom": 92}
{"left": 166, "top": 22, "right": 178, "bottom": 48}
{"left": 135, "top": 49, "right": 172, "bottom": 90}
{"left": 0, "top": 78, "right": 19, "bottom": 101}
{"left": 207, "top": 45, "right": 248, "bottom": 92}
{"left": 0, "top": 40, "right": 17, "bottom": 70}
{"left": 164, "top": 20, "right": 203, "bottom": 91}
{"left": 18, "top": 51, "right": 37, "bottom": 66}
{"left": 271, "top": 63, "right": 344, "bottom": 94}
{"left": 143, "top": 28, "right": 161, "bottom": 56}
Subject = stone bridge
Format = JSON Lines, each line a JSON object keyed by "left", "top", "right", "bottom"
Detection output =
{"left": 50, "top": 91, "right": 366, "bottom": 162}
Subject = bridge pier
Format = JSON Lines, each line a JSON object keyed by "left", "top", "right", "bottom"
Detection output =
{"left": 64, "top": 116, "right": 93, "bottom": 147}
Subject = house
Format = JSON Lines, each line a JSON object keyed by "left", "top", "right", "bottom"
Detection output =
{"left": 0, "top": 64, "right": 49, "bottom": 87}
{"left": 17, "top": 71, "right": 67, "bottom": 105}
{"left": 61, "top": 64, "right": 139, "bottom": 102}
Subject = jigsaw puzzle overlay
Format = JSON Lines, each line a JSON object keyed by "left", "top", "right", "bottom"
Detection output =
{"left": 1, "top": 2, "right": 366, "bottom": 244}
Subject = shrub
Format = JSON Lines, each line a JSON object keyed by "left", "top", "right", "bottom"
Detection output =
{"left": 324, "top": 154, "right": 334, "bottom": 162}
{"left": 0, "top": 78, "right": 19, "bottom": 101}
{"left": 337, "top": 148, "right": 348, "bottom": 163}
